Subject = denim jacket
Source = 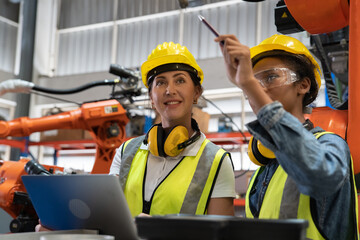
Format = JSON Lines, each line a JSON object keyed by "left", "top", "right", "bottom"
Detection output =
{"left": 246, "top": 101, "right": 357, "bottom": 240}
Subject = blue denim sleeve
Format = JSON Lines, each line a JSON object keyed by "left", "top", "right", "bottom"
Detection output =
{"left": 246, "top": 101, "right": 351, "bottom": 199}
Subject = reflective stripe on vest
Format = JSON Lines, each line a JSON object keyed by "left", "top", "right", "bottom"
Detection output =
{"left": 119, "top": 136, "right": 145, "bottom": 191}
{"left": 119, "top": 137, "right": 227, "bottom": 217}
{"left": 245, "top": 131, "right": 359, "bottom": 240}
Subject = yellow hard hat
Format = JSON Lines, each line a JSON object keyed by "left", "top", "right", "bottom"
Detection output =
{"left": 250, "top": 34, "right": 322, "bottom": 89}
{"left": 141, "top": 42, "right": 204, "bottom": 88}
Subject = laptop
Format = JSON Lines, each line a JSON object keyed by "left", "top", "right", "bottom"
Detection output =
{"left": 21, "top": 174, "right": 139, "bottom": 240}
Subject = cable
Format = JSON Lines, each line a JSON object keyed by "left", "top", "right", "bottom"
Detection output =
{"left": 32, "top": 79, "right": 118, "bottom": 95}
{"left": 235, "top": 169, "right": 250, "bottom": 178}
{"left": 26, "top": 150, "right": 37, "bottom": 162}
{"left": 200, "top": 96, "right": 247, "bottom": 141}
{"left": 311, "top": 35, "right": 348, "bottom": 110}
{"left": 201, "top": 96, "right": 251, "bottom": 177}
{"left": 30, "top": 91, "right": 81, "bottom": 106}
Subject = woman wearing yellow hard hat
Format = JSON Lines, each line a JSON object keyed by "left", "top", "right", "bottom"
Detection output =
{"left": 110, "top": 42, "right": 235, "bottom": 217}
{"left": 216, "top": 34, "right": 358, "bottom": 240}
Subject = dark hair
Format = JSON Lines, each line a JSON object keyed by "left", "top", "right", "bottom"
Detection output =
{"left": 252, "top": 50, "right": 318, "bottom": 107}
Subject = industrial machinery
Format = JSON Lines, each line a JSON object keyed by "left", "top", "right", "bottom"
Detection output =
{"left": 278, "top": 0, "right": 360, "bottom": 230}
{"left": 277, "top": 0, "right": 359, "bottom": 170}
{"left": 0, "top": 64, "right": 142, "bottom": 232}
{"left": 1, "top": 0, "right": 359, "bottom": 234}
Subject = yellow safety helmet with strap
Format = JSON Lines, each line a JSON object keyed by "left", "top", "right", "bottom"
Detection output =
{"left": 250, "top": 34, "right": 322, "bottom": 89}
{"left": 141, "top": 42, "right": 204, "bottom": 88}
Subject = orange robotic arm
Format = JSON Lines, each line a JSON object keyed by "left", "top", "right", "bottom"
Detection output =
{"left": 0, "top": 99, "right": 129, "bottom": 232}
{"left": 0, "top": 159, "right": 64, "bottom": 217}
{"left": 0, "top": 99, "right": 129, "bottom": 173}
{"left": 285, "top": 0, "right": 360, "bottom": 174}
{"left": 285, "top": 0, "right": 360, "bottom": 232}
{"left": 0, "top": 159, "right": 64, "bottom": 232}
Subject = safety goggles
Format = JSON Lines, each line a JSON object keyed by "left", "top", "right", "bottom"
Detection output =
{"left": 254, "top": 68, "right": 299, "bottom": 89}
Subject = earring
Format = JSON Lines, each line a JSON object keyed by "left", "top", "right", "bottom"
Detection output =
{"left": 193, "top": 99, "right": 198, "bottom": 104}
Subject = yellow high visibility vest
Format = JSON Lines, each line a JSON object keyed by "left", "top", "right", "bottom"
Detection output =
{"left": 119, "top": 136, "right": 229, "bottom": 217}
{"left": 245, "top": 131, "right": 359, "bottom": 240}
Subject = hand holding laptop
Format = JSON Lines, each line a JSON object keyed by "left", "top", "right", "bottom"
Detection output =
{"left": 35, "top": 220, "right": 51, "bottom": 232}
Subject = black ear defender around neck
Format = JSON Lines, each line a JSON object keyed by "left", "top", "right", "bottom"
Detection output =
{"left": 143, "top": 118, "right": 201, "bottom": 157}
{"left": 248, "top": 119, "right": 314, "bottom": 166}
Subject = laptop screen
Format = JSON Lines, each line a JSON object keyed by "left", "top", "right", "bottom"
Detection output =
{"left": 22, "top": 174, "right": 139, "bottom": 240}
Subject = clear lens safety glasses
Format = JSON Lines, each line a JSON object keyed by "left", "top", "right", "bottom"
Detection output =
{"left": 254, "top": 68, "right": 299, "bottom": 89}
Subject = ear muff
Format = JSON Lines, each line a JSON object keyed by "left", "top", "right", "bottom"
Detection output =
{"left": 147, "top": 124, "right": 165, "bottom": 157}
{"left": 144, "top": 119, "right": 201, "bottom": 157}
{"left": 247, "top": 120, "right": 314, "bottom": 166}
{"left": 247, "top": 136, "right": 276, "bottom": 166}
{"left": 164, "top": 126, "right": 189, "bottom": 157}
